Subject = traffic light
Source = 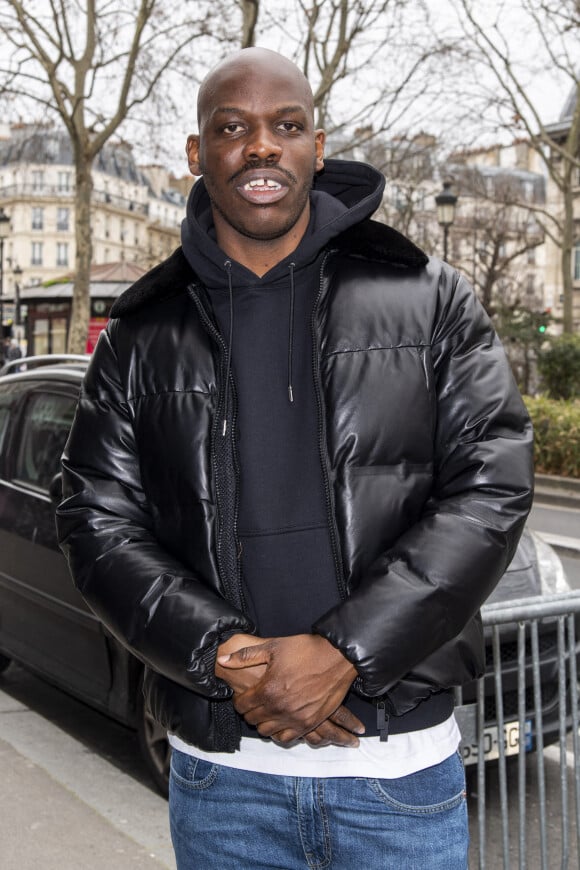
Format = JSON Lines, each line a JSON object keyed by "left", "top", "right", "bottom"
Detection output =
{"left": 537, "top": 308, "right": 551, "bottom": 334}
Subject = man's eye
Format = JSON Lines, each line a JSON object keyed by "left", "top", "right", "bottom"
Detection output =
{"left": 223, "top": 123, "right": 244, "bottom": 134}
{"left": 279, "top": 122, "right": 301, "bottom": 132}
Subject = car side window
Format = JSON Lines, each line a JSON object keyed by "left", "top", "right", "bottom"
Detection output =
{"left": 14, "top": 392, "right": 77, "bottom": 491}
{"left": 0, "top": 391, "right": 13, "bottom": 456}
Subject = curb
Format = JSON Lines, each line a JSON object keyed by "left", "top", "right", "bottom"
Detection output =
{"left": 534, "top": 474, "right": 580, "bottom": 510}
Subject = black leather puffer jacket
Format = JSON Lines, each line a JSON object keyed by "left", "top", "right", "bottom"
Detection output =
{"left": 57, "top": 220, "right": 534, "bottom": 752}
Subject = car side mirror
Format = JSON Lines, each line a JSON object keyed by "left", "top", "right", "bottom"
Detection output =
{"left": 48, "top": 472, "right": 63, "bottom": 505}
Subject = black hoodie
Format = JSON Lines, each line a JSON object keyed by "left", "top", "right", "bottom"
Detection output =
{"left": 181, "top": 160, "right": 453, "bottom": 737}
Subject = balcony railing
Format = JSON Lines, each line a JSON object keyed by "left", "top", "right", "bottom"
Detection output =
{"left": 0, "top": 183, "right": 149, "bottom": 216}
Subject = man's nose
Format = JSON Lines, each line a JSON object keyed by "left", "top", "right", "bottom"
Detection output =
{"left": 243, "top": 125, "right": 282, "bottom": 163}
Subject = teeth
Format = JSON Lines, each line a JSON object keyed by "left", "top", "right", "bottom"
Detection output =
{"left": 244, "top": 178, "right": 282, "bottom": 190}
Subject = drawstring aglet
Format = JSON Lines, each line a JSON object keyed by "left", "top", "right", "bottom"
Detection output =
{"left": 222, "top": 419, "right": 227, "bottom": 437}
{"left": 288, "top": 385, "right": 294, "bottom": 403}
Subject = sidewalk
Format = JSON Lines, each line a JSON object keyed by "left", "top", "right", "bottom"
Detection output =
{"left": 0, "top": 689, "right": 175, "bottom": 870}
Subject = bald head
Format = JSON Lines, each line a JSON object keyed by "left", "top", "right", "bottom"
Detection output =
{"left": 197, "top": 48, "right": 315, "bottom": 131}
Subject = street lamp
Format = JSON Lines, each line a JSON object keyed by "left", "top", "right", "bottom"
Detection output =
{"left": 435, "top": 179, "right": 458, "bottom": 262}
{"left": 12, "top": 264, "right": 22, "bottom": 335}
{"left": 0, "top": 207, "right": 10, "bottom": 340}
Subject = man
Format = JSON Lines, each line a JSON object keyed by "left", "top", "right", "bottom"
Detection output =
{"left": 57, "top": 48, "right": 533, "bottom": 869}
{"left": 2, "top": 337, "right": 23, "bottom": 369}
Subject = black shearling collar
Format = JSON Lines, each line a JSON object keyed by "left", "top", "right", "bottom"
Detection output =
{"left": 110, "top": 220, "right": 428, "bottom": 319}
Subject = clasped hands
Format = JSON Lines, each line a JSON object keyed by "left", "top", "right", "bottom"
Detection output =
{"left": 215, "top": 633, "right": 365, "bottom": 748}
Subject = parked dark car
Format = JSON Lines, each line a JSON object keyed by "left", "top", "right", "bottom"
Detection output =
{"left": 0, "top": 355, "right": 169, "bottom": 795}
{"left": 0, "top": 355, "right": 575, "bottom": 790}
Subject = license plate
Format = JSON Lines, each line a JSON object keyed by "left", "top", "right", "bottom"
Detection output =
{"left": 461, "top": 720, "right": 532, "bottom": 766}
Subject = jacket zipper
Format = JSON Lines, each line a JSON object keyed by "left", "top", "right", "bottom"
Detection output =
{"left": 310, "top": 252, "right": 347, "bottom": 602}
{"left": 376, "top": 699, "right": 390, "bottom": 742}
{"left": 187, "top": 283, "right": 246, "bottom": 614}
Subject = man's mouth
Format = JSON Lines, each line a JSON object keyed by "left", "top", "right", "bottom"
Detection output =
{"left": 243, "top": 178, "right": 283, "bottom": 191}
{"left": 236, "top": 172, "right": 290, "bottom": 205}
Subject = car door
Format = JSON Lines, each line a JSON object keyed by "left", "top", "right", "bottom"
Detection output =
{"left": 0, "top": 379, "right": 113, "bottom": 702}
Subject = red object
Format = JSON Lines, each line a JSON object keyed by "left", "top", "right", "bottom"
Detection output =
{"left": 86, "top": 317, "right": 109, "bottom": 353}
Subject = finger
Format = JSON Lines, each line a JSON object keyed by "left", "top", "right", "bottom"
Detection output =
{"left": 270, "top": 728, "right": 302, "bottom": 747}
{"left": 302, "top": 730, "right": 330, "bottom": 748}
{"left": 328, "top": 704, "right": 366, "bottom": 735}
{"left": 217, "top": 642, "right": 272, "bottom": 669}
{"left": 306, "top": 719, "right": 360, "bottom": 748}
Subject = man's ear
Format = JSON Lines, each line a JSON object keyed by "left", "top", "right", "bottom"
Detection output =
{"left": 186, "top": 134, "right": 201, "bottom": 176}
{"left": 314, "top": 129, "right": 325, "bottom": 173}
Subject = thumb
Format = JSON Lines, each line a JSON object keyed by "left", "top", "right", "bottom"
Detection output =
{"left": 217, "top": 642, "right": 272, "bottom": 669}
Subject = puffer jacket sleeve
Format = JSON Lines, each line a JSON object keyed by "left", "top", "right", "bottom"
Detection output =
{"left": 56, "top": 326, "right": 254, "bottom": 700}
{"left": 313, "top": 266, "right": 534, "bottom": 697}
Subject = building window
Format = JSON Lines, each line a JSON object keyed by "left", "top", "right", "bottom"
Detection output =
{"left": 31, "top": 207, "right": 44, "bottom": 230}
{"left": 522, "top": 180, "right": 535, "bottom": 201}
{"left": 58, "top": 171, "right": 71, "bottom": 192}
{"left": 526, "top": 274, "right": 535, "bottom": 296}
{"left": 574, "top": 244, "right": 580, "bottom": 281}
{"left": 31, "top": 170, "right": 44, "bottom": 192}
{"left": 56, "top": 242, "right": 69, "bottom": 267}
{"left": 57, "top": 207, "right": 70, "bottom": 231}
{"left": 31, "top": 241, "right": 43, "bottom": 265}
{"left": 527, "top": 247, "right": 536, "bottom": 265}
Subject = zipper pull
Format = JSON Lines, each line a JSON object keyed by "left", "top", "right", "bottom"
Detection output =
{"left": 377, "top": 700, "right": 390, "bottom": 742}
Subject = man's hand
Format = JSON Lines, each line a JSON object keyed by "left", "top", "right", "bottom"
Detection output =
{"left": 215, "top": 633, "right": 267, "bottom": 693}
{"left": 217, "top": 634, "right": 363, "bottom": 746}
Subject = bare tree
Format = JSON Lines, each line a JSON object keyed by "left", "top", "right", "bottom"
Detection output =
{"left": 447, "top": 0, "right": 580, "bottom": 333}
{"left": 243, "top": 0, "right": 452, "bottom": 158}
{"left": 449, "top": 164, "right": 545, "bottom": 313}
{"left": 370, "top": 133, "right": 442, "bottom": 249}
{"left": 0, "top": 0, "right": 223, "bottom": 352}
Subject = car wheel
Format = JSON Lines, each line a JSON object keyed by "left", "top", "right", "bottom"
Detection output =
{"left": 0, "top": 653, "right": 11, "bottom": 674}
{"left": 136, "top": 684, "right": 171, "bottom": 798}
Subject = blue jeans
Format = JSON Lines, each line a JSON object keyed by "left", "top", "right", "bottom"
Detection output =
{"left": 169, "top": 749, "right": 468, "bottom": 869}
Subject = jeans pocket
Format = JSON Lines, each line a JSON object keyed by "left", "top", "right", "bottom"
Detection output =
{"left": 366, "top": 751, "right": 467, "bottom": 815}
{"left": 170, "top": 749, "right": 219, "bottom": 791}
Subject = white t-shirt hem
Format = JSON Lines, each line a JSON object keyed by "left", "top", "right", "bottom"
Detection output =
{"left": 168, "top": 713, "right": 461, "bottom": 779}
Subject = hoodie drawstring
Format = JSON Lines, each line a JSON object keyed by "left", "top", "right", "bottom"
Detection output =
{"left": 287, "top": 262, "right": 296, "bottom": 404}
{"left": 221, "top": 258, "right": 296, "bottom": 431}
{"left": 223, "top": 259, "right": 234, "bottom": 436}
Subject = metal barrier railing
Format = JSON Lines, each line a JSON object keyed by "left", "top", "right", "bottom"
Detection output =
{"left": 455, "top": 591, "right": 580, "bottom": 870}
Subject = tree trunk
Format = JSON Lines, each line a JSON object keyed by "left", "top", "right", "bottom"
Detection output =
{"left": 561, "top": 161, "right": 574, "bottom": 335}
{"left": 68, "top": 157, "right": 93, "bottom": 353}
{"left": 240, "top": 0, "right": 259, "bottom": 48}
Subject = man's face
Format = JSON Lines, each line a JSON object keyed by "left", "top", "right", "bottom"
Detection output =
{"left": 187, "top": 60, "right": 325, "bottom": 248}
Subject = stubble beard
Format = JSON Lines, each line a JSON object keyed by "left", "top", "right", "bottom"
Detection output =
{"left": 207, "top": 180, "right": 314, "bottom": 243}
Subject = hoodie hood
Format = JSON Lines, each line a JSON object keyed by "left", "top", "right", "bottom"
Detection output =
{"left": 180, "top": 158, "right": 386, "bottom": 290}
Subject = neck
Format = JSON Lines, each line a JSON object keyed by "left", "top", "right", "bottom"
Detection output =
{"left": 214, "top": 210, "right": 310, "bottom": 277}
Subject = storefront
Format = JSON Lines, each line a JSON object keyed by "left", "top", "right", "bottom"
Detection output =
{"left": 15, "top": 262, "right": 145, "bottom": 356}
